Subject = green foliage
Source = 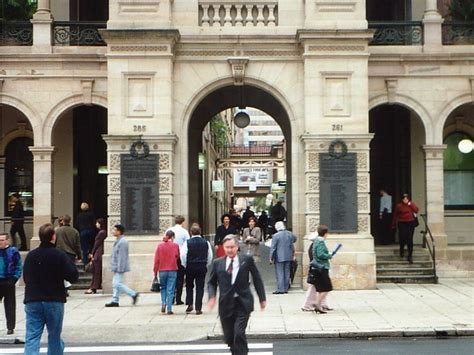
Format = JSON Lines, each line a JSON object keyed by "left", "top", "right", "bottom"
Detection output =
{"left": 210, "top": 115, "right": 229, "bottom": 149}
{"left": 2, "top": 0, "right": 37, "bottom": 21}
{"left": 449, "top": 0, "right": 474, "bottom": 21}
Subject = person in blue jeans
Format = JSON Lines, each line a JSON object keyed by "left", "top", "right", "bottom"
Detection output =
{"left": 153, "top": 230, "right": 180, "bottom": 314}
{"left": 106, "top": 224, "right": 139, "bottom": 307}
{"left": 23, "top": 223, "right": 79, "bottom": 355}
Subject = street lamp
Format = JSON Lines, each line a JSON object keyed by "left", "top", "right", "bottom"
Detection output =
{"left": 458, "top": 138, "right": 473, "bottom": 154}
{"left": 234, "top": 110, "right": 250, "bottom": 128}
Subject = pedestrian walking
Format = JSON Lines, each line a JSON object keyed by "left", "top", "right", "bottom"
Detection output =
{"left": 166, "top": 215, "right": 190, "bottom": 305}
{"left": 153, "top": 230, "right": 180, "bottom": 314}
{"left": 85, "top": 218, "right": 107, "bottom": 294}
{"left": 75, "top": 202, "right": 96, "bottom": 265}
{"left": 105, "top": 224, "right": 139, "bottom": 307}
{"left": 215, "top": 214, "right": 238, "bottom": 258}
{"left": 181, "top": 223, "right": 213, "bottom": 315}
{"left": 9, "top": 193, "right": 27, "bottom": 251}
{"left": 241, "top": 206, "right": 255, "bottom": 229}
{"left": 378, "top": 188, "right": 394, "bottom": 245}
{"left": 270, "top": 199, "right": 287, "bottom": 224}
{"left": 312, "top": 225, "right": 334, "bottom": 314}
{"left": 257, "top": 210, "right": 269, "bottom": 240}
{"left": 269, "top": 221, "right": 296, "bottom": 294}
{"left": 208, "top": 235, "right": 266, "bottom": 355}
{"left": 0, "top": 233, "right": 22, "bottom": 335}
{"left": 23, "top": 223, "right": 79, "bottom": 355}
{"left": 241, "top": 217, "right": 262, "bottom": 259}
{"left": 55, "top": 215, "right": 82, "bottom": 264}
{"left": 392, "top": 193, "right": 419, "bottom": 264}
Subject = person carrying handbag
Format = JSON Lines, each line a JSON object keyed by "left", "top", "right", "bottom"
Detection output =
{"left": 392, "top": 193, "right": 419, "bottom": 264}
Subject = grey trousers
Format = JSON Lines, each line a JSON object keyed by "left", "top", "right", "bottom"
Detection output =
{"left": 275, "top": 261, "right": 292, "bottom": 293}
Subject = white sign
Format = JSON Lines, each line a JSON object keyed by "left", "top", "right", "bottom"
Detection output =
{"left": 233, "top": 168, "right": 272, "bottom": 187}
{"left": 212, "top": 180, "right": 225, "bottom": 192}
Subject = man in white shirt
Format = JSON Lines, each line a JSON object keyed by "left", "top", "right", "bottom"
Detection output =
{"left": 167, "top": 216, "right": 190, "bottom": 305}
{"left": 180, "top": 223, "right": 213, "bottom": 315}
{"left": 379, "top": 189, "right": 394, "bottom": 245}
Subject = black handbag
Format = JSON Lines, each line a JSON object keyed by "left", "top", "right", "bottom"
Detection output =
{"left": 413, "top": 213, "right": 419, "bottom": 227}
{"left": 306, "top": 266, "right": 318, "bottom": 285}
{"left": 84, "top": 261, "right": 94, "bottom": 273}
{"left": 150, "top": 275, "right": 161, "bottom": 292}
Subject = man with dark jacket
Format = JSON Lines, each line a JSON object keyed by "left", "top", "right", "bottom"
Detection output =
{"left": 55, "top": 215, "right": 82, "bottom": 263}
{"left": 10, "top": 193, "right": 27, "bottom": 251}
{"left": 208, "top": 235, "right": 266, "bottom": 355}
{"left": 0, "top": 233, "right": 22, "bottom": 335}
{"left": 180, "top": 223, "right": 213, "bottom": 315}
{"left": 23, "top": 223, "right": 79, "bottom": 355}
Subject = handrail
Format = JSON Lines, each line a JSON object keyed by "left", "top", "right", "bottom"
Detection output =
{"left": 420, "top": 213, "right": 438, "bottom": 283}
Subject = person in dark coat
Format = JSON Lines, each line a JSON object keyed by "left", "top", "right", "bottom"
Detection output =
{"left": 10, "top": 193, "right": 27, "bottom": 251}
{"left": 257, "top": 211, "right": 269, "bottom": 240}
{"left": 241, "top": 206, "right": 255, "bottom": 229}
{"left": 75, "top": 202, "right": 96, "bottom": 264}
{"left": 208, "top": 235, "right": 266, "bottom": 355}
{"left": 215, "top": 214, "right": 238, "bottom": 258}
{"left": 85, "top": 218, "right": 107, "bottom": 294}
{"left": 271, "top": 200, "right": 287, "bottom": 224}
{"left": 23, "top": 223, "right": 79, "bottom": 355}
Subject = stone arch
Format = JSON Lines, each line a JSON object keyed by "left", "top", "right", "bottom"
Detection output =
{"left": 42, "top": 93, "right": 107, "bottom": 146}
{"left": 0, "top": 93, "right": 41, "bottom": 143}
{"left": 0, "top": 127, "right": 34, "bottom": 156}
{"left": 181, "top": 76, "right": 298, "bottom": 132}
{"left": 369, "top": 93, "right": 432, "bottom": 143}
{"left": 435, "top": 93, "right": 473, "bottom": 143}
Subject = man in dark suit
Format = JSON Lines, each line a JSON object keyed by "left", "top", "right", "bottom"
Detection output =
{"left": 208, "top": 235, "right": 266, "bottom": 355}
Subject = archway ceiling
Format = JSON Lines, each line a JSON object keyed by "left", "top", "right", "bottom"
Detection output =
{"left": 189, "top": 85, "right": 291, "bottom": 141}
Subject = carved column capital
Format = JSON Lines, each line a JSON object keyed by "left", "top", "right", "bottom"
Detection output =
{"left": 385, "top": 78, "right": 398, "bottom": 104}
{"left": 422, "top": 144, "right": 446, "bottom": 160}
{"left": 228, "top": 57, "right": 249, "bottom": 86}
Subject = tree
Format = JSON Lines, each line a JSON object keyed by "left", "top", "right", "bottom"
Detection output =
{"left": 1, "top": 0, "right": 37, "bottom": 21}
{"left": 449, "top": 0, "right": 474, "bottom": 21}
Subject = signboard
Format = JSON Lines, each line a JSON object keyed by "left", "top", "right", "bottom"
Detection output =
{"left": 212, "top": 180, "right": 225, "bottom": 192}
{"left": 233, "top": 168, "right": 273, "bottom": 187}
{"left": 120, "top": 154, "right": 159, "bottom": 234}
{"left": 319, "top": 152, "right": 357, "bottom": 233}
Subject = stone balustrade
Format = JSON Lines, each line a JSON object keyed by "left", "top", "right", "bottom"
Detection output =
{"left": 198, "top": 1, "right": 278, "bottom": 27}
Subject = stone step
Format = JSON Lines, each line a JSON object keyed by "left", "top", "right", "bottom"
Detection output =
{"left": 377, "top": 275, "right": 438, "bottom": 284}
{"left": 376, "top": 267, "right": 435, "bottom": 276}
{"left": 376, "top": 255, "right": 432, "bottom": 261}
{"left": 375, "top": 248, "right": 430, "bottom": 256}
{"left": 377, "top": 261, "right": 433, "bottom": 269}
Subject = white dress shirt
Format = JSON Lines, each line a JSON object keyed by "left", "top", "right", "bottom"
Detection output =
{"left": 180, "top": 235, "right": 214, "bottom": 268}
{"left": 379, "top": 193, "right": 392, "bottom": 214}
{"left": 167, "top": 224, "right": 190, "bottom": 249}
{"left": 226, "top": 255, "right": 240, "bottom": 285}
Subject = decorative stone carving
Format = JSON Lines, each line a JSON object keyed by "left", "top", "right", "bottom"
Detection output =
{"left": 109, "top": 198, "right": 121, "bottom": 214}
{"left": 159, "top": 218, "right": 172, "bottom": 233}
{"left": 385, "top": 79, "right": 398, "bottom": 104}
{"left": 109, "top": 176, "right": 120, "bottom": 193}
{"left": 357, "top": 175, "right": 368, "bottom": 191}
{"left": 358, "top": 216, "right": 369, "bottom": 232}
{"left": 323, "top": 74, "right": 351, "bottom": 117}
{"left": 159, "top": 153, "right": 171, "bottom": 171}
{"left": 125, "top": 75, "right": 154, "bottom": 118}
{"left": 108, "top": 218, "right": 121, "bottom": 231}
{"left": 110, "top": 45, "right": 168, "bottom": 52}
{"left": 307, "top": 217, "right": 319, "bottom": 234}
{"left": 358, "top": 195, "right": 368, "bottom": 211}
{"left": 316, "top": 1, "right": 357, "bottom": 12}
{"left": 307, "top": 152, "right": 319, "bottom": 170}
{"left": 307, "top": 175, "right": 319, "bottom": 191}
{"left": 159, "top": 197, "right": 171, "bottom": 214}
{"left": 80, "top": 79, "right": 94, "bottom": 106}
{"left": 357, "top": 153, "right": 368, "bottom": 169}
{"left": 228, "top": 57, "right": 249, "bottom": 86}
{"left": 109, "top": 154, "right": 121, "bottom": 171}
{"left": 308, "top": 45, "right": 365, "bottom": 52}
{"left": 176, "top": 50, "right": 235, "bottom": 57}
{"left": 159, "top": 176, "right": 171, "bottom": 192}
{"left": 308, "top": 196, "right": 320, "bottom": 212}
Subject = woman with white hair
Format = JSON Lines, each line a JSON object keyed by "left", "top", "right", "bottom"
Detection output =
{"left": 269, "top": 221, "right": 296, "bottom": 294}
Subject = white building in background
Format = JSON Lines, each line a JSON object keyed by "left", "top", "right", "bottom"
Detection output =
{"left": 235, "top": 108, "right": 284, "bottom": 146}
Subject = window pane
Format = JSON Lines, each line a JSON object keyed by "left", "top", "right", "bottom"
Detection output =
{"left": 444, "top": 171, "right": 474, "bottom": 206}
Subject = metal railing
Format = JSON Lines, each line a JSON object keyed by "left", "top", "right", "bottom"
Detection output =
{"left": 221, "top": 144, "right": 274, "bottom": 159}
{"left": 442, "top": 22, "right": 474, "bottom": 45}
{"left": 420, "top": 214, "right": 438, "bottom": 283}
{"left": 369, "top": 21, "right": 423, "bottom": 45}
{"left": 0, "top": 21, "right": 33, "bottom": 46}
{"left": 53, "top": 21, "right": 106, "bottom": 46}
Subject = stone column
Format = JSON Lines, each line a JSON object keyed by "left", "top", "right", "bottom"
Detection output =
{"left": 0, "top": 157, "right": 5, "bottom": 231}
{"left": 31, "top": 0, "right": 53, "bottom": 52}
{"left": 423, "top": 0, "right": 443, "bottom": 51}
{"left": 422, "top": 145, "right": 448, "bottom": 249}
{"left": 29, "top": 146, "right": 54, "bottom": 246}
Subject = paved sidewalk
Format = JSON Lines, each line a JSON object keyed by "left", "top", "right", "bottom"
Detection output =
{"left": 1, "top": 278, "right": 473, "bottom": 344}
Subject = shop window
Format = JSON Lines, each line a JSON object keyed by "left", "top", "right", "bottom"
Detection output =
{"left": 5, "top": 137, "right": 33, "bottom": 216}
{"left": 443, "top": 132, "right": 474, "bottom": 209}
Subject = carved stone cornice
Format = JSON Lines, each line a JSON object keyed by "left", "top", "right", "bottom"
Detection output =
{"left": 422, "top": 145, "right": 447, "bottom": 160}
{"left": 227, "top": 57, "right": 249, "bottom": 86}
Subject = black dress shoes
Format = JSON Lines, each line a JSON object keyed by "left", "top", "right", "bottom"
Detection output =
{"left": 7, "top": 329, "right": 14, "bottom": 335}
{"left": 105, "top": 302, "right": 119, "bottom": 307}
{"left": 272, "top": 291, "right": 283, "bottom": 294}
{"left": 175, "top": 301, "right": 184, "bottom": 305}
{"left": 185, "top": 305, "right": 194, "bottom": 313}
{"left": 407, "top": 256, "right": 413, "bottom": 264}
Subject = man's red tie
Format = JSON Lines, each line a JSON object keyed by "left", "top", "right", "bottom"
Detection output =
{"left": 227, "top": 258, "right": 234, "bottom": 275}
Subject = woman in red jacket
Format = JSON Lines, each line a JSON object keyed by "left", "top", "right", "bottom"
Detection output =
{"left": 392, "top": 194, "right": 419, "bottom": 264}
{"left": 153, "top": 230, "right": 180, "bottom": 314}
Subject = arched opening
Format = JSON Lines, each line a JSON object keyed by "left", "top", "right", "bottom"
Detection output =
{"left": 369, "top": 104, "right": 426, "bottom": 246}
{"left": 442, "top": 103, "right": 474, "bottom": 245}
{"left": 187, "top": 84, "right": 292, "bottom": 236}
{"left": 52, "top": 104, "right": 108, "bottom": 224}
{"left": 0, "top": 104, "right": 34, "bottom": 248}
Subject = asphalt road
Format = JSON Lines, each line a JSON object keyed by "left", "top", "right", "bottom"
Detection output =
{"left": 1, "top": 337, "right": 473, "bottom": 355}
